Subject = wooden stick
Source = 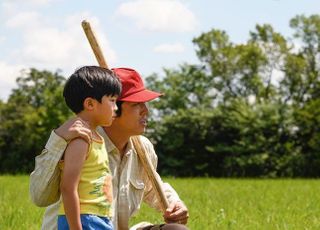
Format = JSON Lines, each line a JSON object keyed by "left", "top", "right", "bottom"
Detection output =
{"left": 81, "top": 20, "right": 169, "bottom": 212}
{"left": 131, "top": 136, "right": 169, "bottom": 212}
{"left": 82, "top": 20, "right": 108, "bottom": 68}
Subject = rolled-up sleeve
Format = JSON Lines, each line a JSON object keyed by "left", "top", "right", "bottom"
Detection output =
{"left": 29, "top": 131, "right": 67, "bottom": 207}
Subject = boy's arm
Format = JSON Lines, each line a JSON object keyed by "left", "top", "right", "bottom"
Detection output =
{"left": 29, "top": 117, "right": 92, "bottom": 207}
{"left": 61, "top": 138, "right": 88, "bottom": 230}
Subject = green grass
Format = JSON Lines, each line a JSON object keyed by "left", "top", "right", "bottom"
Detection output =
{"left": 0, "top": 175, "right": 44, "bottom": 230}
{"left": 1, "top": 176, "right": 320, "bottom": 229}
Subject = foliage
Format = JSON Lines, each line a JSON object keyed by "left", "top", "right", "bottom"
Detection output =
{"left": 0, "top": 69, "right": 71, "bottom": 173}
{"left": 146, "top": 14, "right": 320, "bottom": 177}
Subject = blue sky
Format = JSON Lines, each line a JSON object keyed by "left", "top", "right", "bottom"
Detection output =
{"left": 0, "top": 0, "right": 319, "bottom": 101}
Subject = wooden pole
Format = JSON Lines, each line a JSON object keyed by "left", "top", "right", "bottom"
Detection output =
{"left": 131, "top": 136, "right": 169, "bottom": 212}
{"left": 82, "top": 20, "right": 108, "bottom": 68}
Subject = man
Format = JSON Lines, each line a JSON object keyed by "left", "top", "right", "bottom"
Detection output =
{"left": 30, "top": 67, "right": 189, "bottom": 230}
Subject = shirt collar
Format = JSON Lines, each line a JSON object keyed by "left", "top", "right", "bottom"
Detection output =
{"left": 97, "top": 126, "right": 117, "bottom": 153}
{"left": 97, "top": 126, "right": 134, "bottom": 156}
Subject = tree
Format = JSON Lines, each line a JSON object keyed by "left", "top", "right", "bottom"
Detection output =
{"left": 0, "top": 68, "right": 71, "bottom": 173}
{"left": 286, "top": 15, "right": 320, "bottom": 176}
{"left": 146, "top": 14, "right": 320, "bottom": 177}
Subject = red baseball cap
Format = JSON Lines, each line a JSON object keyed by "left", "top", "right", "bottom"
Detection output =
{"left": 112, "top": 67, "right": 162, "bottom": 102}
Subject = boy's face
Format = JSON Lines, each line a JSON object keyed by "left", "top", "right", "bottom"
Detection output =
{"left": 111, "top": 101, "right": 149, "bottom": 136}
{"left": 95, "top": 95, "right": 118, "bottom": 127}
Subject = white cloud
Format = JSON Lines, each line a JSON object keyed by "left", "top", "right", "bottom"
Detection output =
{"left": 0, "top": 3, "right": 118, "bottom": 100}
{"left": 1, "top": 0, "right": 53, "bottom": 16}
{"left": 28, "top": 0, "right": 53, "bottom": 5}
{"left": 5, "top": 11, "right": 41, "bottom": 28}
{"left": 2, "top": 0, "right": 53, "bottom": 7}
{"left": 0, "top": 62, "right": 25, "bottom": 101}
{"left": 116, "top": 0, "right": 197, "bottom": 32}
{"left": 153, "top": 42, "right": 185, "bottom": 53}
{"left": 1, "top": 1, "right": 16, "bottom": 15}
{"left": 0, "top": 36, "right": 5, "bottom": 43}
{"left": 4, "top": 11, "right": 117, "bottom": 75}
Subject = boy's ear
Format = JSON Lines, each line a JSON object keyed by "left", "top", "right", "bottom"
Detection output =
{"left": 83, "top": 97, "right": 96, "bottom": 111}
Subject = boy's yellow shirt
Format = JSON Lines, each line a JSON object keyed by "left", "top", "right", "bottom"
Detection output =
{"left": 59, "top": 138, "right": 113, "bottom": 217}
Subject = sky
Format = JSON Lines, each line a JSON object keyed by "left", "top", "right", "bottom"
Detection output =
{"left": 0, "top": 0, "right": 319, "bottom": 101}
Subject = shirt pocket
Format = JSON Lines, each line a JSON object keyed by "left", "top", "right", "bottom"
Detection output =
{"left": 129, "top": 178, "right": 145, "bottom": 216}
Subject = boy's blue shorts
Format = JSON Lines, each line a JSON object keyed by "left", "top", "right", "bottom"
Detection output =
{"left": 58, "top": 214, "right": 113, "bottom": 230}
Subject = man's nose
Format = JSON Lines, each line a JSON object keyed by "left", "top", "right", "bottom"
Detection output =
{"left": 141, "top": 103, "right": 149, "bottom": 114}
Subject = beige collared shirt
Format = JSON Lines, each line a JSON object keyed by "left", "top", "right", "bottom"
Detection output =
{"left": 30, "top": 127, "right": 181, "bottom": 230}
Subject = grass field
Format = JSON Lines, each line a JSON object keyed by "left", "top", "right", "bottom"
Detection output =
{"left": 0, "top": 175, "right": 320, "bottom": 230}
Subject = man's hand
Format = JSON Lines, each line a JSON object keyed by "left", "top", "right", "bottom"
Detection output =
{"left": 55, "top": 117, "right": 92, "bottom": 143}
{"left": 163, "top": 201, "right": 189, "bottom": 225}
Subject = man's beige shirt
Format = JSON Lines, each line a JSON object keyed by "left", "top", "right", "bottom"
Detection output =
{"left": 30, "top": 127, "right": 180, "bottom": 230}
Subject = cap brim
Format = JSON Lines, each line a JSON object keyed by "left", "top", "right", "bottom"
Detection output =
{"left": 119, "top": 89, "right": 163, "bottom": 102}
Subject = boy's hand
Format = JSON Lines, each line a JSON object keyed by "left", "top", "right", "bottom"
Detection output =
{"left": 55, "top": 117, "right": 92, "bottom": 143}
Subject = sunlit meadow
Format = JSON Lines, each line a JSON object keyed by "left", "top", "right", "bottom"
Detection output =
{"left": 1, "top": 176, "right": 320, "bottom": 229}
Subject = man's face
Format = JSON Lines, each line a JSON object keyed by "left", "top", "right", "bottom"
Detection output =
{"left": 112, "top": 101, "right": 149, "bottom": 136}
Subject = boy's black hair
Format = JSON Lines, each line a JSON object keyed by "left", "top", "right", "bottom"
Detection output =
{"left": 63, "top": 66, "right": 122, "bottom": 114}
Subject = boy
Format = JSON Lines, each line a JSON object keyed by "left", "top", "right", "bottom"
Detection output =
{"left": 57, "top": 66, "right": 121, "bottom": 230}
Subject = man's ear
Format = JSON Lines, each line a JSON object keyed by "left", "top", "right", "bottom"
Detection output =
{"left": 83, "top": 97, "right": 96, "bottom": 111}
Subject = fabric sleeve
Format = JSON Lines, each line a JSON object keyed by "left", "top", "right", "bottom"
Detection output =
{"left": 140, "top": 136, "right": 181, "bottom": 211}
{"left": 41, "top": 200, "right": 60, "bottom": 230}
{"left": 29, "top": 131, "right": 67, "bottom": 207}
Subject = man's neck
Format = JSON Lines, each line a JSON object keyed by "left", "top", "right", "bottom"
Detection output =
{"left": 103, "top": 126, "right": 130, "bottom": 157}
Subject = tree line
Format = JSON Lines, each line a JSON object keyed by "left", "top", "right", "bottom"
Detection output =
{"left": 0, "top": 14, "right": 319, "bottom": 177}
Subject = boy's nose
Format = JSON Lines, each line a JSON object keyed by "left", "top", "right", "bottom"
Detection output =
{"left": 113, "top": 103, "right": 118, "bottom": 112}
